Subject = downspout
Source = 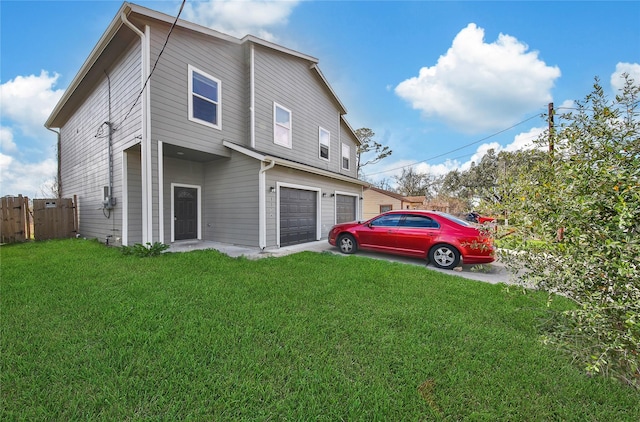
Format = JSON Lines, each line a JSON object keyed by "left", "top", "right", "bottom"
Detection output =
{"left": 250, "top": 44, "right": 256, "bottom": 149}
{"left": 258, "top": 159, "right": 275, "bottom": 249}
{"left": 46, "top": 127, "right": 61, "bottom": 198}
{"left": 121, "top": 12, "right": 153, "bottom": 245}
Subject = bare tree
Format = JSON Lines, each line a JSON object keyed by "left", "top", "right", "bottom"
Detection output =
{"left": 355, "top": 128, "right": 392, "bottom": 178}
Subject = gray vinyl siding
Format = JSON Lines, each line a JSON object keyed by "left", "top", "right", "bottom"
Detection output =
{"left": 126, "top": 149, "right": 142, "bottom": 245}
{"left": 340, "top": 120, "right": 359, "bottom": 179}
{"left": 203, "top": 153, "right": 259, "bottom": 246}
{"left": 145, "top": 20, "right": 246, "bottom": 155}
{"left": 150, "top": 140, "right": 161, "bottom": 243}
{"left": 253, "top": 45, "right": 343, "bottom": 172}
{"left": 56, "top": 6, "right": 362, "bottom": 250}
{"left": 58, "top": 38, "right": 142, "bottom": 244}
{"left": 265, "top": 166, "right": 362, "bottom": 247}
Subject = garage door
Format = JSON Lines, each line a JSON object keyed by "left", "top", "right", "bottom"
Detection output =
{"left": 336, "top": 194, "right": 356, "bottom": 224}
{"left": 280, "top": 187, "right": 317, "bottom": 246}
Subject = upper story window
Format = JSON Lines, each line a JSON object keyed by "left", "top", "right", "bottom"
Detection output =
{"left": 319, "top": 127, "right": 330, "bottom": 160}
{"left": 341, "top": 143, "right": 350, "bottom": 170}
{"left": 188, "top": 65, "right": 221, "bottom": 129}
{"left": 274, "top": 103, "right": 292, "bottom": 148}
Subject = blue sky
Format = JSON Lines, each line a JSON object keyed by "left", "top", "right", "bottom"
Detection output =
{"left": 1, "top": 0, "right": 639, "bottom": 197}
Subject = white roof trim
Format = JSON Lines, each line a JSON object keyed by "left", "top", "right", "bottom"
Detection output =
{"left": 309, "top": 64, "right": 347, "bottom": 115}
{"left": 46, "top": 1, "right": 359, "bottom": 142}
{"left": 46, "top": 2, "right": 132, "bottom": 128}
{"left": 242, "top": 35, "right": 318, "bottom": 64}
{"left": 223, "top": 140, "right": 367, "bottom": 186}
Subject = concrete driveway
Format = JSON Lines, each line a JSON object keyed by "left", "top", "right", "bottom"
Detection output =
{"left": 169, "top": 239, "right": 513, "bottom": 285}
{"left": 313, "top": 243, "right": 511, "bottom": 285}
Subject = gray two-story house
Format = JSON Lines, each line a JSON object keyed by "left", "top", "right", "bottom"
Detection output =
{"left": 45, "top": 2, "right": 366, "bottom": 249}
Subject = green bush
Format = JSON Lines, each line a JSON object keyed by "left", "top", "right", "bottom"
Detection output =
{"left": 120, "top": 241, "right": 169, "bottom": 257}
{"left": 499, "top": 75, "right": 640, "bottom": 389}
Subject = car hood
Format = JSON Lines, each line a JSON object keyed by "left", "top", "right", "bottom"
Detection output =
{"left": 331, "top": 220, "right": 364, "bottom": 230}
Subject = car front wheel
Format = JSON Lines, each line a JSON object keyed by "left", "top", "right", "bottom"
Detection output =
{"left": 429, "top": 244, "right": 460, "bottom": 269}
{"left": 337, "top": 234, "right": 357, "bottom": 254}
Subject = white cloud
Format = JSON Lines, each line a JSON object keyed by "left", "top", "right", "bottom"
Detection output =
{"left": 611, "top": 62, "right": 640, "bottom": 91}
{"left": 0, "top": 127, "right": 17, "bottom": 153}
{"left": 0, "top": 71, "right": 62, "bottom": 197}
{"left": 504, "top": 126, "right": 544, "bottom": 152}
{"left": 395, "top": 23, "right": 561, "bottom": 133}
{"left": 0, "top": 153, "right": 57, "bottom": 198}
{"left": 182, "top": 0, "right": 300, "bottom": 41}
{"left": 0, "top": 71, "right": 64, "bottom": 138}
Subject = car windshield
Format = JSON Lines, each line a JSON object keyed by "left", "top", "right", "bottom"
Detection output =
{"left": 437, "top": 212, "right": 474, "bottom": 227}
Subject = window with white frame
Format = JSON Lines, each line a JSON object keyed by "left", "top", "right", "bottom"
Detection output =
{"left": 188, "top": 65, "right": 221, "bottom": 129}
{"left": 274, "top": 103, "right": 292, "bottom": 148}
{"left": 319, "top": 127, "right": 330, "bottom": 160}
{"left": 341, "top": 143, "right": 350, "bottom": 170}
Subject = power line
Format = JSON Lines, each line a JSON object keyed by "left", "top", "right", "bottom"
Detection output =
{"left": 365, "top": 111, "right": 545, "bottom": 177}
{"left": 117, "top": 0, "right": 187, "bottom": 130}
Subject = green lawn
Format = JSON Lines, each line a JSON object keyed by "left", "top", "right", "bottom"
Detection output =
{"left": 2, "top": 239, "right": 638, "bottom": 420}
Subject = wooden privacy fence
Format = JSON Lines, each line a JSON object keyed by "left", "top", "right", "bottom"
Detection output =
{"left": 1, "top": 195, "right": 31, "bottom": 243}
{"left": 1, "top": 195, "right": 78, "bottom": 243}
{"left": 32, "top": 197, "right": 77, "bottom": 241}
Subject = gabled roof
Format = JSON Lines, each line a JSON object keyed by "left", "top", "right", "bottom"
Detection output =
{"left": 364, "top": 186, "right": 407, "bottom": 201}
{"left": 46, "top": 2, "right": 354, "bottom": 131}
{"left": 404, "top": 195, "right": 426, "bottom": 203}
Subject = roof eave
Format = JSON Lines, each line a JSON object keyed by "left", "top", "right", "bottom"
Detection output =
{"left": 45, "top": 2, "right": 244, "bottom": 129}
{"left": 241, "top": 34, "right": 319, "bottom": 64}
{"left": 45, "top": 2, "right": 133, "bottom": 128}
{"left": 223, "top": 140, "right": 367, "bottom": 186}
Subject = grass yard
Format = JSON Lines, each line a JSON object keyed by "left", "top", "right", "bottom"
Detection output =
{"left": 2, "top": 239, "right": 638, "bottom": 420}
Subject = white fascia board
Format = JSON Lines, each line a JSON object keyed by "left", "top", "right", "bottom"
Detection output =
{"left": 309, "top": 64, "right": 347, "bottom": 115}
{"left": 222, "top": 140, "right": 367, "bottom": 186}
{"left": 45, "top": 2, "right": 243, "bottom": 129}
{"left": 45, "top": 2, "right": 132, "bottom": 128}
{"left": 241, "top": 35, "right": 319, "bottom": 63}
{"left": 222, "top": 140, "right": 266, "bottom": 161}
{"left": 341, "top": 115, "right": 362, "bottom": 146}
{"left": 129, "top": 3, "right": 241, "bottom": 44}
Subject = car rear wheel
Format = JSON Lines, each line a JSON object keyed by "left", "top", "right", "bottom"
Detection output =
{"left": 337, "top": 234, "right": 357, "bottom": 254}
{"left": 429, "top": 244, "right": 460, "bottom": 269}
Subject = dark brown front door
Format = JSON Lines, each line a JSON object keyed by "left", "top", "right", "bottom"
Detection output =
{"left": 175, "top": 186, "right": 198, "bottom": 240}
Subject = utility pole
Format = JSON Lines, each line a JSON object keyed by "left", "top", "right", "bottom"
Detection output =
{"left": 548, "top": 102, "right": 563, "bottom": 241}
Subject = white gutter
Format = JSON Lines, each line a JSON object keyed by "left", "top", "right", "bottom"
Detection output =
{"left": 258, "top": 159, "right": 276, "bottom": 249}
{"left": 223, "top": 140, "right": 367, "bottom": 186}
{"left": 121, "top": 12, "right": 153, "bottom": 245}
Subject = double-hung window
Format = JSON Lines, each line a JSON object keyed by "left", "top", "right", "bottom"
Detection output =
{"left": 319, "top": 127, "right": 330, "bottom": 160}
{"left": 188, "top": 65, "right": 221, "bottom": 129}
{"left": 341, "top": 143, "right": 350, "bottom": 170}
{"left": 274, "top": 103, "right": 292, "bottom": 148}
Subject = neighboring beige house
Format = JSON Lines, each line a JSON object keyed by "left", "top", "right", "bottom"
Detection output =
{"left": 364, "top": 186, "right": 471, "bottom": 220}
{"left": 403, "top": 195, "right": 426, "bottom": 209}
{"left": 362, "top": 187, "right": 407, "bottom": 220}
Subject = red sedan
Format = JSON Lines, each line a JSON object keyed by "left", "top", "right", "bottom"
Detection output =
{"left": 328, "top": 210, "right": 495, "bottom": 269}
